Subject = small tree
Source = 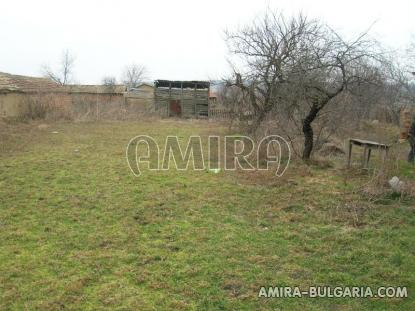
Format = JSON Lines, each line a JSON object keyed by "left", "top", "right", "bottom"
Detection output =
{"left": 294, "top": 31, "right": 380, "bottom": 160}
{"left": 408, "top": 39, "right": 415, "bottom": 74}
{"left": 42, "top": 49, "right": 75, "bottom": 85}
{"left": 121, "top": 64, "right": 147, "bottom": 90}
{"left": 225, "top": 11, "right": 381, "bottom": 161}
{"left": 225, "top": 12, "right": 317, "bottom": 132}
{"left": 407, "top": 54, "right": 415, "bottom": 163}
{"left": 389, "top": 39, "right": 415, "bottom": 162}
{"left": 408, "top": 116, "right": 415, "bottom": 164}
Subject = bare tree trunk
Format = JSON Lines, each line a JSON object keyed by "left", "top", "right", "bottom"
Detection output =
{"left": 302, "top": 104, "right": 320, "bottom": 161}
{"left": 249, "top": 110, "right": 267, "bottom": 134}
{"left": 409, "top": 147, "right": 415, "bottom": 163}
{"left": 408, "top": 120, "right": 415, "bottom": 164}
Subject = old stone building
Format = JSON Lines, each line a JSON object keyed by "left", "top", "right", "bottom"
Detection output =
{"left": 0, "top": 72, "right": 65, "bottom": 118}
{"left": 0, "top": 72, "right": 128, "bottom": 120}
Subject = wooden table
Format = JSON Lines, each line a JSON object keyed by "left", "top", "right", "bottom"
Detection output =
{"left": 347, "top": 139, "right": 390, "bottom": 168}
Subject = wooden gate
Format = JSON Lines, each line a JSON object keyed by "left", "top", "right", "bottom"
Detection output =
{"left": 169, "top": 100, "right": 181, "bottom": 117}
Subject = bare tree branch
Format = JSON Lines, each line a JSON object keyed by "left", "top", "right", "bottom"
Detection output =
{"left": 225, "top": 10, "right": 383, "bottom": 160}
{"left": 121, "top": 64, "right": 147, "bottom": 90}
{"left": 42, "top": 49, "right": 75, "bottom": 85}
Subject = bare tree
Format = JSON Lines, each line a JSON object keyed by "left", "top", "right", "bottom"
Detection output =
{"left": 295, "top": 31, "right": 382, "bottom": 160}
{"left": 225, "top": 11, "right": 382, "bottom": 161}
{"left": 102, "top": 76, "right": 117, "bottom": 92}
{"left": 407, "top": 38, "right": 415, "bottom": 74}
{"left": 121, "top": 64, "right": 147, "bottom": 90}
{"left": 408, "top": 116, "right": 415, "bottom": 164}
{"left": 42, "top": 49, "right": 75, "bottom": 85}
{"left": 225, "top": 12, "right": 317, "bottom": 131}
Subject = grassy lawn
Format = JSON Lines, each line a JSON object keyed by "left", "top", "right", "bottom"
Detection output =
{"left": 0, "top": 120, "right": 414, "bottom": 310}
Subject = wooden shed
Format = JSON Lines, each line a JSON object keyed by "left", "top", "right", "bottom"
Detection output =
{"left": 154, "top": 80, "right": 210, "bottom": 118}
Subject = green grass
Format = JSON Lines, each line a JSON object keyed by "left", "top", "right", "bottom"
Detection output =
{"left": 0, "top": 120, "right": 414, "bottom": 310}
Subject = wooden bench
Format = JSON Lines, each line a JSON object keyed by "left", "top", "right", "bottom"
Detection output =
{"left": 347, "top": 138, "right": 390, "bottom": 168}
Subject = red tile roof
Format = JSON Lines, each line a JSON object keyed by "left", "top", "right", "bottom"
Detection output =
{"left": 0, "top": 72, "right": 60, "bottom": 93}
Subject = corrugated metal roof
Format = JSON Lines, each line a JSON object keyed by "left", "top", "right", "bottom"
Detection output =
{"left": 154, "top": 80, "right": 210, "bottom": 89}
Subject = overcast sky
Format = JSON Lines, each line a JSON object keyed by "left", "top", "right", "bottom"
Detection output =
{"left": 1, "top": 0, "right": 414, "bottom": 84}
